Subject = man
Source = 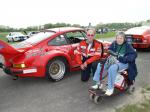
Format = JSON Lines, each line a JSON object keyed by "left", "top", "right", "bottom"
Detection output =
{"left": 92, "top": 31, "right": 137, "bottom": 96}
{"left": 75, "top": 28, "right": 103, "bottom": 81}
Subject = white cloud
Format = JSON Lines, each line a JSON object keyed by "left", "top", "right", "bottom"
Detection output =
{"left": 0, "top": 0, "right": 150, "bottom": 28}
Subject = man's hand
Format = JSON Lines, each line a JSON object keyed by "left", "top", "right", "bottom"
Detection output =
{"left": 83, "top": 62, "right": 87, "bottom": 68}
{"left": 80, "top": 62, "right": 88, "bottom": 70}
{"left": 80, "top": 64, "right": 85, "bottom": 70}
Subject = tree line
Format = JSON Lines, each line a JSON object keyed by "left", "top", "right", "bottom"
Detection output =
{"left": 0, "top": 22, "right": 145, "bottom": 32}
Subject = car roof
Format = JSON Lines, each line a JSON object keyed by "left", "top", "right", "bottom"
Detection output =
{"left": 125, "top": 26, "right": 150, "bottom": 35}
{"left": 44, "top": 27, "right": 84, "bottom": 33}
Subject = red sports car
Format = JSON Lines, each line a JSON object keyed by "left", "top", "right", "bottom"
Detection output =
{"left": 125, "top": 26, "right": 150, "bottom": 49}
{"left": 0, "top": 27, "right": 110, "bottom": 81}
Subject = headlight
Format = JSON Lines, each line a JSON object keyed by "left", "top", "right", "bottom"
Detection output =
{"left": 13, "top": 63, "right": 26, "bottom": 68}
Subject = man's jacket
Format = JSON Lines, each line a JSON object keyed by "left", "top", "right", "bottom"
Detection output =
{"left": 75, "top": 40, "right": 102, "bottom": 65}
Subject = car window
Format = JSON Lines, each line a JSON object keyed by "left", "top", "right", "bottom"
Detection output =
{"left": 48, "top": 35, "right": 68, "bottom": 46}
{"left": 65, "top": 31, "right": 86, "bottom": 44}
{"left": 12, "top": 32, "right": 23, "bottom": 36}
{"left": 22, "top": 32, "right": 55, "bottom": 45}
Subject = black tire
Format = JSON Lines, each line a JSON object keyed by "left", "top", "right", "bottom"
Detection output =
{"left": 94, "top": 95, "right": 102, "bottom": 104}
{"left": 46, "top": 57, "right": 68, "bottom": 82}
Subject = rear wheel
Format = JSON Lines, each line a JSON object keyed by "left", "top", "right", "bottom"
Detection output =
{"left": 46, "top": 58, "right": 68, "bottom": 82}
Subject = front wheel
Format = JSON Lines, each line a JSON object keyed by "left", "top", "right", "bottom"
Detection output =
{"left": 94, "top": 95, "right": 103, "bottom": 104}
{"left": 46, "top": 58, "right": 67, "bottom": 82}
{"left": 89, "top": 93, "right": 95, "bottom": 101}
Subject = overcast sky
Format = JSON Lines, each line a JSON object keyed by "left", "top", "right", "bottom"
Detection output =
{"left": 0, "top": 0, "right": 150, "bottom": 28}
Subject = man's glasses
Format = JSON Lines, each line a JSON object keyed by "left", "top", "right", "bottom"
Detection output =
{"left": 87, "top": 34, "right": 94, "bottom": 37}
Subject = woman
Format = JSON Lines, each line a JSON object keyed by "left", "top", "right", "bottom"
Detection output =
{"left": 91, "top": 32, "right": 138, "bottom": 96}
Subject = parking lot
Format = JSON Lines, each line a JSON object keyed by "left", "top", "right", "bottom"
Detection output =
{"left": 0, "top": 47, "right": 150, "bottom": 112}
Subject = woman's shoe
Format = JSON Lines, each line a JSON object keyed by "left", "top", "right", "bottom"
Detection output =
{"left": 91, "top": 84, "right": 103, "bottom": 90}
{"left": 105, "top": 89, "right": 114, "bottom": 96}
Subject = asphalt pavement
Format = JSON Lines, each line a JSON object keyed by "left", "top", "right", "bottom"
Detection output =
{"left": 0, "top": 40, "right": 150, "bottom": 112}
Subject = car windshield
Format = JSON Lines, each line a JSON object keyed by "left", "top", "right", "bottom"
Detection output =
{"left": 23, "top": 32, "right": 55, "bottom": 44}
{"left": 10, "top": 32, "right": 23, "bottom": 36}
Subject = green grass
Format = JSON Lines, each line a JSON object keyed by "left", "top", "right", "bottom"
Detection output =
{"left": 145, "top": 86, "right": 150, "bottom": 91}
{"left": 116, "top": 100, "right": 150, "bottom": 112}
{"left": 0, "top": 32, "right": 9, "bottom": 42}
{"left": 141, "top": 86, "right": 150, "bottom": 94}
{"left": 95, "top": 32, "right": 115, "bottom": 39}
{"left": 116, "top": 86, "right": 150, "bottom": 112}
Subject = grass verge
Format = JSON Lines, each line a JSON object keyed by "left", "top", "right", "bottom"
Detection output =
{"left": 0, "top": 32, "right": 9, "bottom": 42}
{"left": 116, "top": 100, "right": 150, "bottom": 112}
{"left": 95, "top": 32, "right": 115, "bottom": 39}
{"left": 116, "top": 86, "right": 150, "bottom": 112}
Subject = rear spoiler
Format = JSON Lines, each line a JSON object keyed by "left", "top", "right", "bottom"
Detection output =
{"left": 0, "top": 40, "right": 24, "bottom": 61}
{"left": 0, "top": 40, "right": 21, "bottom": 54}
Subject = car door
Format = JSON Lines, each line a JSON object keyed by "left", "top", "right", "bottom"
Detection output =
{"left": 47, "top": 34, "right": 73, "bottom": 59}
{"left": 64, "top": 31, "right": 86, "bottom": 68}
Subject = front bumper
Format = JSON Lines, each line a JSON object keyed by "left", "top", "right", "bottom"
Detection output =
{"left": 0, "top": 63, "right": 37, "bottom": 76}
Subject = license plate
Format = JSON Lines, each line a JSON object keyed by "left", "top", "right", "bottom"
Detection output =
{"left": 23, "top": 69, "right": 37, "bottom": 74}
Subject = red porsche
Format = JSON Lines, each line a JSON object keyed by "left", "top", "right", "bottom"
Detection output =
{"left": 125, "top": 26, "right": 150, "bottom": 49}
{"left": 0, "top": 27, "right": 110, "bottom": 81}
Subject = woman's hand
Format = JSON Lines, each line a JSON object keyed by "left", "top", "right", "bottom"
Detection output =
{"left": 108, "top": 50, "right": 118, "bottom": 57}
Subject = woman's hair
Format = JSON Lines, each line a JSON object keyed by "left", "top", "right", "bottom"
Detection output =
{"left": 116, "top": 31, "right": 126, "bottom": 39}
